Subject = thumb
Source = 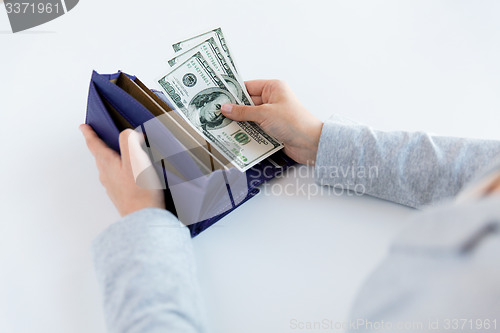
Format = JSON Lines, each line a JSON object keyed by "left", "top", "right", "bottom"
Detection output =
{"left": 118, "top": 129, "right": 134, "bottom": 170}
{"left": 221, "top": 103, "right": 267, "bottom": 123}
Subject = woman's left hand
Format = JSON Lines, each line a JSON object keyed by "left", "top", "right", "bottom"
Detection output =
{"left": 80, "top": 124, "right": 165, "bottom": 217}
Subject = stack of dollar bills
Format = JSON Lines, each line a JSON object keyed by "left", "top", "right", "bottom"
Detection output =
{"left": 157, "top": 28, "right": 283, "bottom": 172}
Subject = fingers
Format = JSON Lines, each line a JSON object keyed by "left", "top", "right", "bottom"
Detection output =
{"left": 80, "top": 124, "right": 119, "bottom": 163}
{"left": 251, "top": 96, "right": 263, "bottom": 105}
{"left": 245, "top": 79, "right": 288, "bottom": 97}
{"left": 220, "top": 103, "right": 267, "bottom": 123}
{"left": 244, "top": 80, "right": 269, "bottom": 96}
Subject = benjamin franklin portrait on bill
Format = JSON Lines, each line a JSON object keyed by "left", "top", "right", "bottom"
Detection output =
{"left": 187, "top": 88, "right": 236, "bottom": 131}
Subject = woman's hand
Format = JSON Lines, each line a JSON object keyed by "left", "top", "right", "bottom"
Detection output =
{"left": 80, "top": 124, "right": 165, "bottom": 217}
{"left": 220, "top": 80, "right": 323, "bottom": 165}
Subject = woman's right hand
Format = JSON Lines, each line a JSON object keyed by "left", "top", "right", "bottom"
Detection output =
{"left": 220, "top": 80, "right": 323, "bottom": 165}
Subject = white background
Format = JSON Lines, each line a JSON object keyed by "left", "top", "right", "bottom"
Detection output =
{"left": 1, "top": 1, "right": 500, "bottom": 332}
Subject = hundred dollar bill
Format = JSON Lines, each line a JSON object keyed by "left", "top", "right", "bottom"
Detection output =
{"left": 168, "top": 37, "right": 253, "bottom": 106}
{"left": 157, "top": 51, "right": 283, "bottom": 172}
{"left": 172, "top": 27, "right": 239, "bottom": 73}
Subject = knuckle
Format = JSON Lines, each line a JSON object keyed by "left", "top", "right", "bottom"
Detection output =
{"left": 257, "top": 103, "right": 271, "bottom": 113}
{"left": 100, "top": 152, "right": 112, "bottom": 164}
{"left": 86, "top": 138, "right": 97, "bottom": 151}
{"left": 95, "top": 161, "right": 106, "bottom": 174}
{"left": 234, "top": 106, "right": 246, "bottom": 117}
{"left": 270, "top": 79, "right": 287, "bottom": 90}
{"left": 98, "top": 174, "right": 107, "bottom": 186}
{"left": 97, "top": 152, "right": 116, "bottom": 168}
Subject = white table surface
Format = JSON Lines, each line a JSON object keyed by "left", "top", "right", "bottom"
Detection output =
{"left": 1, "top": 1, "right": 499, "bottom": 332}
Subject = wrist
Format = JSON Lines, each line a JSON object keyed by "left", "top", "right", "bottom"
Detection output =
{"left": 117, "top": 193, "right": 166, "bottom": 217}
{"left": 304, "top": 120, "right": 323, "bottom": 165}
{"left": 287, "top": 119, "right": 323, "bottom": 165}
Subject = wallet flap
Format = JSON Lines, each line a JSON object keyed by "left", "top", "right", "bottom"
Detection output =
{"left": 85, "top": 80, "right": 121, "bottom": 152}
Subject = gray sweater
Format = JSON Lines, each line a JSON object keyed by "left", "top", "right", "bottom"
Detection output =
{"left": 93, "top": 116, "right": 500, "bottom": 332}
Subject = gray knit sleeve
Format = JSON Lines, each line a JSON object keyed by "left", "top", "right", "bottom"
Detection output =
{"left": 92, "top": 208, "right": 205, "bottom": 333}
{"left": 315, "top": 115, "right": 500, "bottom": 208}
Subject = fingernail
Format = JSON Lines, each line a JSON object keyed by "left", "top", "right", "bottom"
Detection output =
{"left": 78, "top": 124, "right": 84, "bottom": 132}
{"left": 221, "top": 104, "right": 232, "bottom": 114}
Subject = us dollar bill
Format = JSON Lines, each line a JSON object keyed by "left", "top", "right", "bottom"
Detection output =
{"left": 168, "top": 37, "right": 253, "bottom": 106}
{"left": 157, "top": 51, "right": 283, "bottom": 172}
{"left": 172, "top": 27, "right": 238, "bottom": 73}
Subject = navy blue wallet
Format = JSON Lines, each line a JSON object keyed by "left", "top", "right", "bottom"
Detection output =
{"left": 85, "top": 71, "right": 295, "bottom": 237}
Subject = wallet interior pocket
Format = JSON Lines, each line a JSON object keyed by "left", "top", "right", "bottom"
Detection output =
{"left": 100, "top": 95, "right": 132, "bottom": 131}
{"left": 112, "top": 73, "right": 233, "bottom": 176}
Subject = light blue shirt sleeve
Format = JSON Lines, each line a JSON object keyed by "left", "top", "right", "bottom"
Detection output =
{"left": 92, "top": 208, "right": 206, "bottom": 333}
